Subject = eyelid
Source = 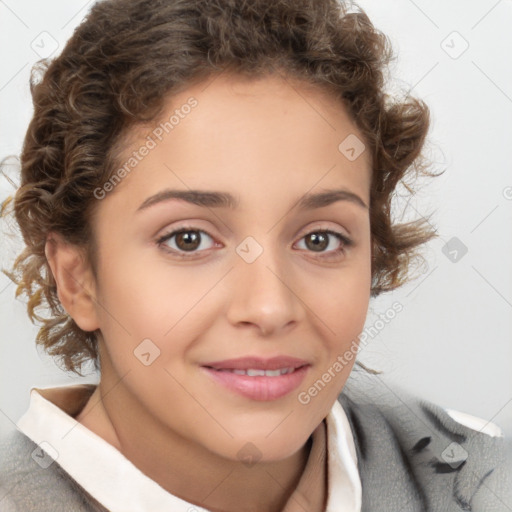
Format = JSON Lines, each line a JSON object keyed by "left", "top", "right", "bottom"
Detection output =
{"left": 156, "top": 226, "right": 218, "bottom": 257}
{"left": 293, "top": 228, "right": 353, "bottom": 257}
{"left": 294, "top": 221, "right": 351, "bottom": 242}
{"left": 156, "top": 222, "right": 353, "bottom": 259}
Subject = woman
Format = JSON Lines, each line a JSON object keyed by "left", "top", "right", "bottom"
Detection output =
{"left": 0, "top": 0, "right": 509, "bottom": 510}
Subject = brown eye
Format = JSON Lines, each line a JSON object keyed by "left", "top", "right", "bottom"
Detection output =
{"left": 157, "top": 228, "right": 215, "bottom": 257}
{"left": 304, "top": 232, "right": 329, "bottom": 252}
{"left": 295, "top": 229, "right": 353, "bottom": 257}
{"left": 175, "top": 231, "right": 201, "bottom": 251}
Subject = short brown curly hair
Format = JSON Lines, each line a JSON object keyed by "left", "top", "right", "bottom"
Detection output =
{"left": 2, "top": 0, "right": 440, "bottom": 375}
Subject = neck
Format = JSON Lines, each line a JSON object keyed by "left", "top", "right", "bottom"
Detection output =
{"left": 76, "top": 366, "right": 313, "bottom": 512}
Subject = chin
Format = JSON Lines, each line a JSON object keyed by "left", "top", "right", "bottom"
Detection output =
{"left": 204, "top": 428, "right": 310, "bottom": 465}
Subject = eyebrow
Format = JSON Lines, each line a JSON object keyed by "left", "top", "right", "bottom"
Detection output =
{"left": 136, "top": 187, "right": 368, "bottom": 212}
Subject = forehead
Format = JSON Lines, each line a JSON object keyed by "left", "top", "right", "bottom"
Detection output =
{"left": 106, "top": 72, "right": 371, "bottom": 210}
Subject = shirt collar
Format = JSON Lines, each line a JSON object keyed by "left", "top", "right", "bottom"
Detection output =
{"left": 16, "top": 384, "right": 361, "bottom": 512}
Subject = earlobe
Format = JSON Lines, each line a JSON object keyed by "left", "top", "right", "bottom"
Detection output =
{"left": 45, "top": 233, "right": 100, "bottom": 332}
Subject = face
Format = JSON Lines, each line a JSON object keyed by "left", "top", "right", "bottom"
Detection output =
{"left": 89, "top": 73, "right": 372, "bottom": 462}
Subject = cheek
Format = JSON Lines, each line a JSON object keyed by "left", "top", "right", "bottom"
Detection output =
{"left": 312, "top": 278, "right": 369, "bottom": 374}
{"left": 299, "top": 267, "right": 371, "bottom": 419}
{"left": 94, "top": 247, "right": 216, "bottom": 360}
{"left": 301, "top": 251, "right": 371, "bottom": 381}
{"left": 313, "top": 254, "right": 372, "bottom": 337}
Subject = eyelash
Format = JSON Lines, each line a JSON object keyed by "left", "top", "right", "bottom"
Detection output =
{"left": 156, "top": 226, "right": 354, "bottom": 260}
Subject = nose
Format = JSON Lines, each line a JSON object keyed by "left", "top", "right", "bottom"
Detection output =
{"left": 225, "top": 240, "right": 303, "bottom": 337}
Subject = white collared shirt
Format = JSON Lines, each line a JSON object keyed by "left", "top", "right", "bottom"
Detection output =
{"left": 16, "top": 385, "right": 363, "bottom": 512}
{"left": 16, "top": 384, "right": 502, "bottom": 512}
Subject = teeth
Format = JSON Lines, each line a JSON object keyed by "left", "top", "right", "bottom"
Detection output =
{"left": 223, "top": 368, "right": 295, "bottom": 376}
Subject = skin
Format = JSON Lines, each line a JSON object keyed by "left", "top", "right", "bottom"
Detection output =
{"left": 46, "top": 72, "right": 372, "bottom": 512}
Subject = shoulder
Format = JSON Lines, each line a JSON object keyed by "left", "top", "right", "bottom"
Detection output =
{"left": 337, "top": 369, "right": 511, "bottom": 511}
{"left": 0, "top": 428, "right": 105, "bottom": 512}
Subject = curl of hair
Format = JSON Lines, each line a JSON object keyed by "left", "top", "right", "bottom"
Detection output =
{"left": 1, "top": 0, "right": 442, "bottom": 374}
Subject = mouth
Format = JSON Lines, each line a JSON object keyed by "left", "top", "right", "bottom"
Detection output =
{"left": 206, "top": 367, "right": 301, "bottom": 377}
{"left": 201, "top": 355, "right": 310, "bottom": 371}
{"left": 200, "top": 358, "right": 311, "bottom": 401}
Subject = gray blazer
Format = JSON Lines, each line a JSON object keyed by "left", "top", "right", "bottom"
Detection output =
{"left": 1, "top": 371, "right": 510, "bottom": 511}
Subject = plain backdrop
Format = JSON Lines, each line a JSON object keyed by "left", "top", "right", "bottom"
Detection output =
{"left": 1, "top": 0, "right": 511, "bottom": 439}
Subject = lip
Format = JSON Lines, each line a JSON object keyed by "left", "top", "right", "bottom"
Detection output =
{"left": 201, "top": 356, "right": 310, "bottom": 371}
{"left": 200, "top": 356, "right": 310, "bottom": 401}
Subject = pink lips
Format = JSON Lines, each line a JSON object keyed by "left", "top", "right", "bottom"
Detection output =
{"left": 200, "top": 356, "right": 310, "bottom": 401}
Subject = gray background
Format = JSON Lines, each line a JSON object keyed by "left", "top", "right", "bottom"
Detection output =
{"left": 1, "top": 0, "right": 511, "bottom": 438}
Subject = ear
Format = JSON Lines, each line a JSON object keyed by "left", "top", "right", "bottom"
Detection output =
{"left": 45, "top": 232, "right": 100, "bottom": 332}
